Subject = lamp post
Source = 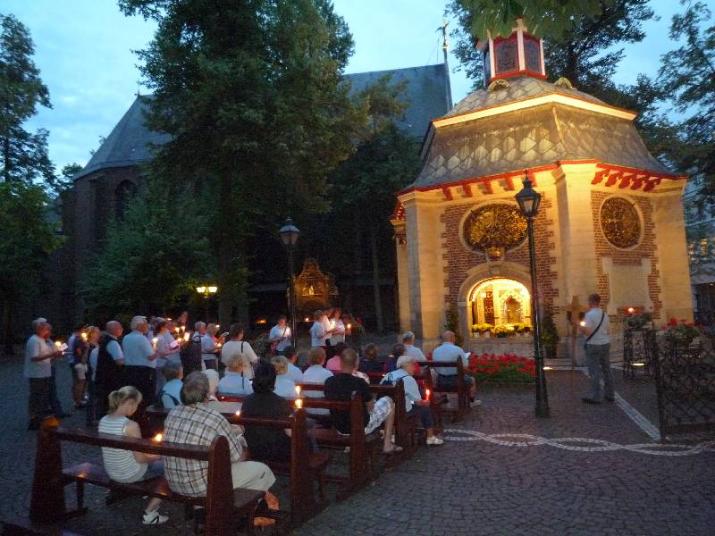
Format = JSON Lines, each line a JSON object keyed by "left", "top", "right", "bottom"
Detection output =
{"left": 515, "top": 177, "right": 550, "bottom": 418}
{"left": 195, "top": 285, "right": 218, "bottom": 322}
{"left": 279, "top": 218, "right": 300, "bottom": 348}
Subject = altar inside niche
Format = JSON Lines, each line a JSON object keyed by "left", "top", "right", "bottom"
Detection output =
{"left": 469, "top": 278, "right": 532, "bottom": 329}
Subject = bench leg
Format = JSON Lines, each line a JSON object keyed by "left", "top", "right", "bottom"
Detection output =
{"left": 76, "top": 481, "right": 84, "bottom": 511}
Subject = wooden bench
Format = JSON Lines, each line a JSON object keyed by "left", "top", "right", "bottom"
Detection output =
{"left": 298, "top": 382, "right": 418, "bottom": 453}
{"left": 30, "top": 417, "right": 265, "bottom": 536}
{"left": 418, "top": 359, "right": 470, "bottom": 422}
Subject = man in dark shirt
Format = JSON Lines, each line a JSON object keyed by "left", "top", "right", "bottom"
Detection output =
{"left": 240, "top": 362, "right": 292, "bottom": 461}
{"left": 324, "top": 348, "right": 401, "bottom": 454}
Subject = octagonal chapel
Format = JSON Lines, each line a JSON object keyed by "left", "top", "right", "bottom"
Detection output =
{"left": 391, "top": 21, "right": 692, "bottom": 356}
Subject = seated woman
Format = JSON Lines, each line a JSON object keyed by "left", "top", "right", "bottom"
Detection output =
{"left": 325, "top": 342, "right": 347, "bottom": 373}
{"left": 217, "top": 353, "right": 254, "bottom": 397}
{"left": 381, "top": 355, "right": 444, "bottom": 446}
{"left": 383, "top": 343, "right": 405, "bottom": 373}
{"left": 98, "top": 386, "right": 168, "bottom": 525}
{"left": 271, "top": 356, "right": 297, "bottom": 400}
{"left": 158, "top": 361, "right": 183, "bottom": 408}
{"left": 240, "top": 362, "right": 292, "bottom": 462}
{"left": 358, "top": 343, "right": 384, "bottom": 374}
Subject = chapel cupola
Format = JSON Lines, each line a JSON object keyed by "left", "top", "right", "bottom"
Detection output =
{"left": 478, "top": 18, "right": 546, "bottom": 87}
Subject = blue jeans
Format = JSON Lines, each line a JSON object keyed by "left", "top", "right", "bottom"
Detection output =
{"left": 585, "top": 343, "right": 614, "bottom": 401}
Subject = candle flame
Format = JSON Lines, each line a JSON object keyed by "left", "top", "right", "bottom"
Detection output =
{"left": 54, "top": 341, "right": 62, "bottom": 348}
{"left": 183, "top": 332, "right": 190, "bottom": 342}
{"left": 235, "top": 410, "right": 241, "bottom": 416}
{"left": 295, "top": 386, "right": 301, "bottom": 396}
{"left": 153, "top": 433, "right": 163, "bottom": 442}
{"left": 81, "top": 332, "right": 88, "bottom": 341}
{"left": 425, "top": 389, "right": 431, "bottom": 400}
{"left": 295, "top": 399, "right": 303, "bottom": 409}
{"left": 579, "top": 321, "right": 586, "bottom": 327}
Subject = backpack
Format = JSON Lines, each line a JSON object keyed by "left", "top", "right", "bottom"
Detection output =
{"left": 181, "top": 333, "right": 203, "bottom": 376}
{"left": 157, "top": 389, "right": 181, "bottom": 409}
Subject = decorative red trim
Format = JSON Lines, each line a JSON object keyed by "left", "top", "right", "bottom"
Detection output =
{"left": 503, "top": 176, "right": 515, "bottom": 191}
{"left": 442, "top": 186, "right": 453, "bottom": 201}
{"left": 462, "top": 183, "right": 473, "bottom": 197}
{"left": 391, "top": 200, "right": 405, "bottom": 221}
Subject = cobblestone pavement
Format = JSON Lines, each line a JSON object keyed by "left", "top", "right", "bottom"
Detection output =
{"left": 1, "top": 356, "right": 714, "bottom": 535}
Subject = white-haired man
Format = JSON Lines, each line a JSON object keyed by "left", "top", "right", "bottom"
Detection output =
{"left": 25, "top": 318, "right": 63, "bottom": 429}
{"left": 432, "top": 330, "right": 479, "bottom": 407}
{"left": 122, "top": 315, "right": 159, "bottom": 405}
{"left": 402, "top": 331, "right": 426, "bottom": 361}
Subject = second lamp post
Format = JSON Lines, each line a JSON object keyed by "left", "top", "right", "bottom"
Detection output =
{"left": 279, "top": 218, "right": 300, "bottom": 346}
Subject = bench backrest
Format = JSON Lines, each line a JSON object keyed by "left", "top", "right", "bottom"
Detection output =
{"left": 31, "top": 417, "right": 233, "bottom": 533}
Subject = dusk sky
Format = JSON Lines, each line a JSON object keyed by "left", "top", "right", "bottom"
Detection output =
{"left": 3, "top": 0, "right": 701, "bottom": 171}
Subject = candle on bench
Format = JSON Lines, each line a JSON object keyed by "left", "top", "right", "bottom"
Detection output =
{"left": 235, "top": 410, "right": 241, "bottom": 417}
{"left": 153, "top": 433, "right": 163, "bottom": 442}
{"left": 295, "top": 385, "right": 301, "bottom": 397}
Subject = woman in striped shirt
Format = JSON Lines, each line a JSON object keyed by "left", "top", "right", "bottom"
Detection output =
{"left": 98, "top": 386, "right": 168, "bottom": 525}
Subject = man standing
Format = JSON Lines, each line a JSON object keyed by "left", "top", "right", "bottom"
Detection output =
{"left": 432, "top": 331, "right": 479, "bottom": 407}
{"left": 579, "top": 293, "right": 614, "bottom": 404}
{"left": 25, "top": 318, "right": 63, "bottom": 429}
{"left": 268, "top": 315, "right": 292, "bottom": 355}
{"left": 122, "top": 316, "right": 159, "bottom": 405}
{"left": 310, "top": 310, "right": 331, "bottom": 349}
{"left": 94, "top": 320, "right": 125, "bottom": 417}
{"left": 201, "top": 323, "right": 221, "bottom": 370}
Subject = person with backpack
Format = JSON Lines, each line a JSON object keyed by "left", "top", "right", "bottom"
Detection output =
{"left": 381, "top": 354, "right": 444, "bottom": 446}
{"left": 93, "top": 320, "right": 125, "bottom": 418}
{"left": 579, "top": 293, "right": 614, "bottom": 404}
{"left": 158, "top": 361, "right": 183, "bottom": 409}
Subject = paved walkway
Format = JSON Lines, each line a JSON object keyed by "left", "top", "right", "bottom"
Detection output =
{"left": 1, "top": 356, "right": 713, "bottom": 535}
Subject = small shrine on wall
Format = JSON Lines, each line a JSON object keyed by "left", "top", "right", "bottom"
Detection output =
{"left": 391, "top": 19, "right": 692, "bottom": 356}
{"left": 294, "top": 258, "right": 338, "bottom": 314}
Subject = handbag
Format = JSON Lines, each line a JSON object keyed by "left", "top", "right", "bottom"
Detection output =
{"left": 583, "top": 311, "right": 605, "bottom": 351}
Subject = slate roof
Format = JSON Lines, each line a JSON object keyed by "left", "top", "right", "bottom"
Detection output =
{"left": 75, "top": 64, "right": 451, "bottom": 181}
{"left": 410, "top": 77, "right": 672, "bottom": 189}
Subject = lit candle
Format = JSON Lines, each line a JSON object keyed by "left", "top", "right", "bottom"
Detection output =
{"left": 579, "top": 321, "right": 586, "bottom": 327}
{"left": 174, "top": 327, "right": 180, "bottom": 335}
{"left": 425, "top": 388, "right": 431, "bottom": 401}
{"left": 181, "top": 325, "right": 186, "bottom": 333}
{"left": 295, "top": 385, "right": 302, "bottom": 397}
{"left": 216, "top": 324, "right": 220, "bottom": 330}
{"left": 627, "top": 307, "right": 635, "bottom": 314}
{"left": 295, "top": 399, "right": 303, "bottom": 410}
{"left": 152, "top": 337, "right": 158, "bottom": 349}
{"left": 234, "top": 410, "right": 241, "bottom": 417}
{"left": 153, "top": 433, "right": 163, "bottom": 442}
{"left": 81, "top": 332, "right": 88, "bottom": 342}
{"left": 54, "top": 340, "right": 62, "bottom": 349}
{"left": 216, "top": 342, "right": 222, "bottom": 349}
{"left": 183, "top": 332, "right": 190, "bottom": 342}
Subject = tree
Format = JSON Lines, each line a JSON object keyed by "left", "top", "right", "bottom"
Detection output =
{"left": 330, "top": 76, "right": 421, "bottom": 331}
{"left": 0, "top": 14, "right": 59, "bottom": 352}
{"left": 118, "top": 0, "right": 365, "bottom": 325}
{"left": 52, "top": 162, "right": 83, "bottom": 196}
{"left": 658, "top": 0, "right": 714, "bottom": 194}
{"left": 0, "top": 13, "right": 54, "bottom": 186}
{"left": 81, "top": 181, "right": 214, "bottom": 321}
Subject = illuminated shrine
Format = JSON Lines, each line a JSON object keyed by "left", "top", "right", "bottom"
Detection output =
{"left": 391, "top": 20, "right": 693, "bottom": 356}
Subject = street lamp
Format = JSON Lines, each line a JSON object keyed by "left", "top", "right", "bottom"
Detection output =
{"left": 516, "top": 176, "right": 550, "bottom": 418}
{"left": 195, "top": 284, "right": 218, "bottom": 322}
{"left": 279, "top": 217, "right": 300, "bottom": 347}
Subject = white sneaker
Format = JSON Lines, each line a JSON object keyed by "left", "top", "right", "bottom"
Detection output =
{"left": 426, "top": 436, "right": 444, "bottom": 446}
{"left": 143, "top": 510, "right": 169, "bottom": 525}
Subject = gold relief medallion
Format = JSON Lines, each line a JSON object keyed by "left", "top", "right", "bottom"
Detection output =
{"left": 600, "top": 197, "right": 641, "bottom": 249}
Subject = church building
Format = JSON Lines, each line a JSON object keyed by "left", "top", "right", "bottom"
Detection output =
{"left": 392, "top": 21, "right": 692, "bottom": 356}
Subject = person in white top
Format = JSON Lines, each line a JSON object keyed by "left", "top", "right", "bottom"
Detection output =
{"left": 381, "top": 355, "right": 444, "bottom": 445}
{"left": 271, "top": 356, "right": 297, "bottom": 400}
{"left": 25, "top": 318, "right": 64, "bottom": 429}
{"left": 217, "top": 353, "right": 254, "bottom": 396}
{"left": 283, "top": 347, "right": 303, "bottom": 383}
{"left": 310, "top": 310, "right": 332, "bottom": 348}
{"left": 98, "top": 386, "right": 167, "bottom": 525}
{"left": 432, "top": 331, "right": 479, "bottom": 406}
{"left": 221, "top": 324, "right": 259, "bottom": 379}
{"left": 301, "top": 347, "right": 333, "bottom": 417}
{"left": 329, "top": 308, "right": 346, "bottom": 346}
{"left": 578, "top": 293, "right": 614, "bottom": 404}
{"left": 402, "top": 331, "right": 426, "bottom": 361}
{"left": 268, "top": 316, "right": 292, "bottom": 355}
{"left": 201, "top": 324, "right": 221, "bottom": 370}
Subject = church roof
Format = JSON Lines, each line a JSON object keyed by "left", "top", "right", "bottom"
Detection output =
{"left": 75, "top": 63, "right": 451, "bottom": 181}
{"left": 409, "top": 77, "right": 673, "bottom": 190}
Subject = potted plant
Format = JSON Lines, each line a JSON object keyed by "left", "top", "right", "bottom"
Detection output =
{"left": 472, "top": 323, "right": 493, "bottom": 337}
{"left": 493, "top": 325, "right": 512, "bottom": 338}
{"left": 663, "top": 318, "right": 700, "bottom": 347}
{"left": 626, "top": 312, "right": 652, "bottom": 330}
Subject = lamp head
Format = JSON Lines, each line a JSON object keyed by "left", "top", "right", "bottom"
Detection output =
{"left": 515, "top": 177, "right": 541, "bottom": 218}
{"left": 279, "top": 217, "right": 300, "bottom": 247}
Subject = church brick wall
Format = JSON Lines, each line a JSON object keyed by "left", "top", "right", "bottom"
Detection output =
{"left": 440, "top": 195, "right": 559, "bottom": 314}
{"left": 590, "top": 191, "right": 662, "bottom": 320}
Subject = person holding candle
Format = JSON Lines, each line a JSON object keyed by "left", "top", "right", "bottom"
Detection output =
{"left": 381, "top": 355, "right": 443, "bottom": 445}
{"left": 240, "top": 362, "right": 293, "bottom": 462}
{"left": 309, "top": 310, "right": 332, "bottom": 349}
{"left": 578, "top": 293, "right": 614, "bottom": 404}
{"left": 217, "top": 353, "right": 254, "bottom": 396}
{"left": 68, "top": 324, "right": 89, "bottom": 409}
{"left": 24, "top": 318, "right": 64, "bottom": 429}
{"left": 201, "top": 323, "right": 221, "bottom": 370}
{"left": 98, "top": 386, "right": 168, "bottom": 525}
{"left": 268, "top": 315, "right": 292, "bottom": 355}
{"left": 122, "top": 316, "right": 160, "bottom": 407}
{"left": 271, "top": 356, "right": 297, "bottom": 400}
{"left": 154, "top": 319, "right": 178, "bottom": 396}
{"left": 328, "top": 308, "right": 345, "bottom": 346}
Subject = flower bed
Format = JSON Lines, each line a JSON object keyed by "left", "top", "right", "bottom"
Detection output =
{"left": 467, "top": 353, "right": 536, "bottom": 383}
